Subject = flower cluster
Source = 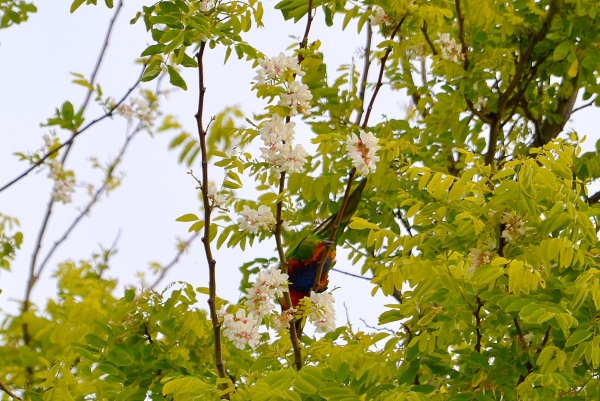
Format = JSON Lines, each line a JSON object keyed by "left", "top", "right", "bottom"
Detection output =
{"left": 47, "top": 159, "right": 75, "bottom": 204}
{"left": 259, "top": 114, "right": 308, "bottom": 173}
{"left": 346, "top": 130, "right": 381, "bottom": 175}
{"left": 237, "top": 205, "right": 276, "bottom": 234}
{"left": 369, "top": 6, "right": 388, "bottom": 26}
{"left": 254, "top": 53, "right": 304, "bottom": 85}
{"left": 467, "top": 248, "right": 491, "bottom": 274}
{"left": 271, "top": 308, "right": 296, "bottom": 332}
{"left": 254, "top": 52, "right": 312, "bottom": 116}
{"left": 435, "top": 33, "right": 464, "bottom": 63}
{"left": 308, "top": 291, "right": 336, "bottom": 333}
{"left": 218, "top": 308, "right": 261, "bottom": 350}
{"left": 206, "top": 181, "right": 227, "bottom": 207}
{"left": 244, "top": 267, "right": 289, "bottom": 317}
{"left": 501, "top": 212, "right": 527, "bottom": 241}
{"left": 279, "top": 80, "right": 313, "bottom": 116}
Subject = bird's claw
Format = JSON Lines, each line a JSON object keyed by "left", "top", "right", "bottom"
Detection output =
{"left": 322, "top": 239, "right": 335, "bottom": 247}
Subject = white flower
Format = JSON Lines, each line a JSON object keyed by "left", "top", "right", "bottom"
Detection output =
{"left": 501, "top": 212, "right": 527, "bottom": 241}
{"left": 237, "top": 205, "right": 276, "bottom": 234}
{"left": 47, "top": 159, "right": 75, "bottom": 204}
{"left": 200, "top": 0, "right": 215, "bottom": 12}
{"left": 275, "top": 144, "right": 308, "bottom": 174}
{"left": 369, "top": 6, "right": 388, "bottom": 26}
{"left": 474, "top": 97, "right": 486, "bottom": 111}
{"left": 244, "top": 266, "right": 289, "bottom": 317}
{"left": 345, "top": 130, "right": 380, "bottom": 175}
{"left": 221, "top": 309, "right": 261, "bottom": 350}
{"left": 308, "top": 291, "right": 336, "bottom": 333}
{"left": 467, "top": 248, "right": 491, "bottom": 275}
{"left": 206, "top": 181, "right": 227, "bottom": 207}
{"left": 254, "top": 53, "right": 304, "bottom": 84}
{"left": 435, "top": 33, "right": 464, "bottom": 63}
{"left": 279, "top": 81, "right": 312, "bottom": 116}
{"left": 272, "top": 308, "right": 296, "bottom": 332}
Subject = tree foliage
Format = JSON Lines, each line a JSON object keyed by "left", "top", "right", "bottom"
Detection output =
{"left": 2, "top": 0, "right": 600, "bottom": 399}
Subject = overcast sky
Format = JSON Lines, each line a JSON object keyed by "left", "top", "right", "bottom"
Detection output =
{"left": 1, "top": 0, "right": 598, "bottom": 335}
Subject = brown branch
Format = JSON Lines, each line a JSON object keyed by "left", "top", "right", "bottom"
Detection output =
{"left": 298, "top": 0, "right": 314, "bottom": 55}
{"left": 588, "top": 190, "right": 600, "bottom": 204}
{"left": 312, "top": 168, "right": 356, "bottom": 293}
{"left": 485, "top": 0, "right": 557, "bottom": 165}
{"left": 362, "top": 17, "right": 405, "bottom": 129}
{"left": 454, "top": 0, "right": 469, "bottom": 70}
{"left": 0, "top": 381, "right": 21, "bottom": 401}
{"left": 149, "top": 232, "right": 201, "bottom": 290}
{"left": 420, "top": 21, "right": 438, "bottom": 56}
{"left": 355, "top": 21, "right": 373, "bottom": 126}
{"left": 473, "top": 295, "right": 483, "bottom": 353}
{"left": 195, "top": 43, "right": 230, "bottom": 396}
{"left": 0, "top": 65, "right": 146, "bottom": 194}
{"left": 572, "top": 96, "right": 597, "bottom": 113}
{"left": 35, "top": 128, "right": 140, "bottom": 281}
{"left": 534, "top": 75, "right": 579, "bottom": 147}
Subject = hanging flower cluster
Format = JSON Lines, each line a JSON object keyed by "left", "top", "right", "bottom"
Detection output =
{"left": 308, "top": 291, "right": 336, "bottom": 333}
{"left": 254, "top": 53, "right": 304, "bottom": 85}
{"left": 47, "top": 159, "right": 76, "bottom": 204}
{"left": 254, "top": 53, "right": 312, "bottom": 116}
{"left": 199, "top": 0, "right": 215, "bottom": 12}
{"left": 259, "top": 113, "right": 308, "bottom": 173}
{"left": 206, "top": 181, "right": 227, "bottom": 208}
{"left": 237, "top": 205, "right": 276, "bottom": 234}
{"left": 346, "top": 130, "right": 381, "bottom": 175}
{"left": 218, "top": 308, "right": 261, "bottom": 350}
{"left": 244, "top": 267, "right": 289, "bottom": 317}
{"left": 501, "top": 212, "right": 527, "bottom": 241}
{"left": 369, "top": 6, "right": 388, "bottom": 26}
{"left": 435, "top": 33, "right": 464, "bottom": 63}
{"left": 467, "top": 248, "right": 491, "bottom": 274}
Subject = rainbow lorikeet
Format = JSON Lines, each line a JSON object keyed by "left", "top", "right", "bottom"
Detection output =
{"left": 283, "top": 178, "right": 367, "bottom": 309}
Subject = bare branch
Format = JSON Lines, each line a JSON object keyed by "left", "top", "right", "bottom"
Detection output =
{"left": 420, "top": 21, "right": 438, "bottom": 56}
{"left": 572, "top": 96, "right": 597, "bottom": 113}
{"left": 149, "top": 232, "right": 201, "bottom": 290}
{"left": 454, "top": 0, "right": 470, "bottom": 70}
{"left": 195, "top": 42, "right": 230, "bottom": 396}
{"left": 0, "top": 381, "right": 21, "bottom": 401}
{"left": 355, "top": 21, "right": 373, "bottom": 126}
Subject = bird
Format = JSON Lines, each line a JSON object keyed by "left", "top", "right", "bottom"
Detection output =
{"left": 282, "top": 178, "right": 368, "bottom": 311}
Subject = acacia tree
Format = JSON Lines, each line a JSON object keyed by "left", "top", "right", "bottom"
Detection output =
{"left": 2, "top": 0, "right": 600, "bottom": 399}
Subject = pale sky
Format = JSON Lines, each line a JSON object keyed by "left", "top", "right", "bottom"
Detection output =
{"left": 1, "top": 0, "right": 598, "bottom": 336}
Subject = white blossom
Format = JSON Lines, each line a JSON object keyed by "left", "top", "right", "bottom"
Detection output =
{"left": 308, "top": 291, "right": 336, "bottom": 333}
{"left": 199, "top": 0, "right": 215, "bottom": 12}
{"left": 435, "top": 33, "right": 464, "bottom": 63}
{"left": 237, "top": 205, "right": 276, "bottom": 234}
{"left": 245, "top": 267, "right": 289, "bottom": 318}
{"left": 275, "top": 144, "right": 308, "bottom": 174}
{"left": 501, "top": 212, "right": 527, "bottom": 241}
{"left": 47, "top": 159, "right": 75, "bottom": 204}
{"left": 369, "top": 6, "right": 388, "bottom": 26}
{"left": 474, "top": 97, "right": 486, "bottom": 111}
{"left": 345, "top": 130, "right": 380, "bottom": 175}
{"left": 254, "top": 52, "right": 304, "bottom": 84}
{"left": 258, "top": 114, "right": 307, "bottom": 173}
{"left": 221, "top": 309, "right": 261, "bottom": 350}
{"left": 272, "top": 308, "right": 296, "bottom": 332}
{"left": 206, "top": 181, "right": 227, "bottom": 207}
{"left": 467, "top": 248, "right": 491, "bottom": 275}
{"left": 279, "top": 81, "right": 312, "bottom": 116}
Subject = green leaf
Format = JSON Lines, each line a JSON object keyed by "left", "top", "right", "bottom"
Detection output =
{"left": 553, "top": 41, "right": 571, "bottom": 61}
{"left": 176, "top": 213, "right": 199, "bottom": 222}
{"left": 566, "top": 330, "right": 593, "bottom": 347}
{"left": 70, "top": 0, "right": 86, "bottom": 13}
{"left": 125, "top": 288, "right": 135, "bottom": 302}
{"left": 167, "top": 65, "right": 187, "bottom": 90}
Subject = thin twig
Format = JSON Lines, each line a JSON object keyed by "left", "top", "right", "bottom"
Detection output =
{"left": 149, "top": 232, "right": 201, "bottom": 290}
{"left": 355, "top": 21, "right": 373, "bottom": 126}
{"left": 195, "top": 43, "right": 230, "bottom": 396}
{"left": 361, "top": 18, "right": 405, "bottom": 129}
{"left": 312, "top": 168, "right": 356, "bottom": 292}
{"left": 332, "top": 268, "right": 372, "bottom": 281}
{"left": 0, "top": 381, "right": 21, "bottom": 400}
{"left": 572, "top": 96, "right": 597, "bottom": 113}
{"left": 474, "top": 295, "right": 483, "bottom": 353}
{"left": 35, "top": 128, "right": 140, "bottom": 279}
{"left": 360, "top": 318, "right": 395, "bottom": 334}
{"left": 454, "top": 0, "right": 469, "bottom": 70}
{"left": 420, "top": 21, "right": 438, "bottom": 56}
{"left": 0, "top": 65, "right": 146, "bottom": 194}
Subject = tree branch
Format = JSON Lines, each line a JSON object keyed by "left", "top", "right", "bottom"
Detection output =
{"left": 0, "top": 381, "right": 21, "bottom": 401}
{"left": 474, "top": 295, "right": 483, "bottom": 353}
{"left": 355, "top": 21, "right": 373, "bottom": 126}
{"left": 420, "top": 21, "right": 438, "bottom": 56}
{"left": 149, "top": 232, "right": 201, "bottom": 290}
{"left": 195, "top": 42, "right": 230, "bottom": 396}
{"left": 454, "top": 0, "right": 470, "bottom": 70}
